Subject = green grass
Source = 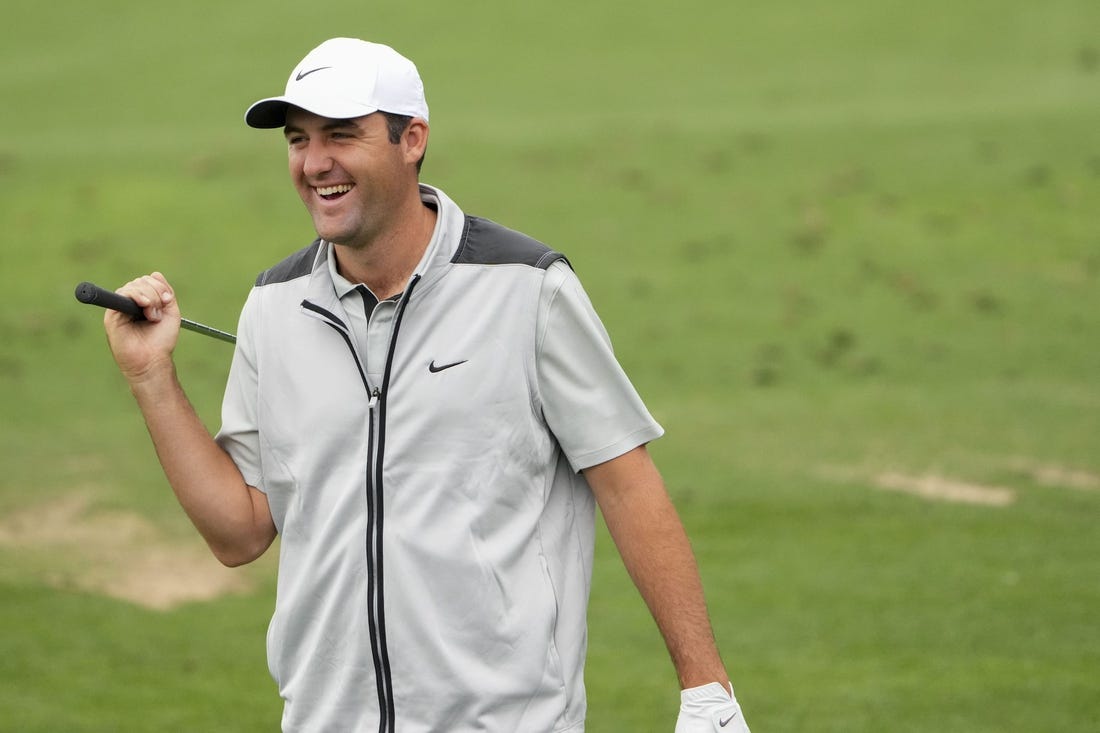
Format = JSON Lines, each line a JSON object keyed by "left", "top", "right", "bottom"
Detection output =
{"left": 0, "top": 583, "right": 279, "bottom": 731}
{"left": 2, "top": 0, "right": 1099, "bottom": 730}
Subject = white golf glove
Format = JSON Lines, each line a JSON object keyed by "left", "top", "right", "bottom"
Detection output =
{"left": 675, "top": 682, "right": 750, "bottom": 733}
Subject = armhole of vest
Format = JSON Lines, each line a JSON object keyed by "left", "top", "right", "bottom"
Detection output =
{"left": 455, "top": 215, "right": 569, "bottom": 271}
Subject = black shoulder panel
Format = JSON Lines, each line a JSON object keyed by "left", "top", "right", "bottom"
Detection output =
{"left": 452, "top": 216, "right": 569, "bottom": 270}
{"left": 255, "top": 239, "right": 323, "bottom": 287}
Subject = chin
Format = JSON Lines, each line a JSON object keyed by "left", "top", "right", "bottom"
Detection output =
{"left": 311, "top": 220, "right": 351, "bottom": 245}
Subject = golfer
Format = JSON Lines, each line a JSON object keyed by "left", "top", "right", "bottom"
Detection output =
{"left": 102, "top": 38, "right": 750, "bottom": 732}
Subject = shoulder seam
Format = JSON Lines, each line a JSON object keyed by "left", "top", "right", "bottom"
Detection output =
{"left": 453, "top": 216, "right": 569, "bottom": 271}
{"left": 255, "top": 239, "right": 323, "bottom": 287}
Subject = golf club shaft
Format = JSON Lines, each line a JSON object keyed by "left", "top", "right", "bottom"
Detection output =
{"left": 74, "top": 281, "right": 237, "bottom": 344}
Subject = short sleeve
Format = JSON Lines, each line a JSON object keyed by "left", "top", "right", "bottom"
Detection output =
{"left": 535, "top": 260, "right": 664, "bottom": 472}
{"left": 214, "top": 288, "right": 263, "bottom": 490}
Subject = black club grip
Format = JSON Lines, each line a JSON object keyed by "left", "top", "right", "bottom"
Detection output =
{"left": 74, "top": 281, "right": 146, "bottom": 320}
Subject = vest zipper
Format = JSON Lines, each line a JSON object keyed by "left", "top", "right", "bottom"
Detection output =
{"left": 367, "top": 274, "right": 420, "bottom": 733}
{"left": 365, "top": 386, "right": 389, "bottom": 733}
{"left": 300, "top": 274, "right": 420, "bottom": 732}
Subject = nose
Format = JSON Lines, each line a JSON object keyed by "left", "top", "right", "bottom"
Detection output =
{"left": 301, "top": 140, "right": 334, "bottom": 178}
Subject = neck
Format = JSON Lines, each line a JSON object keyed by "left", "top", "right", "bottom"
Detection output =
{"left": 333, "top": 196, "right": 437, "bottom": 300}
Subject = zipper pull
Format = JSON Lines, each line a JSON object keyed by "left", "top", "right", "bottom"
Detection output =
{"left": 368, "top": 387, "right": 381, "bottom": 409}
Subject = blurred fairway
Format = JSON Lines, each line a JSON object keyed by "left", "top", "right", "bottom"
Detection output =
{"left": 2, "top": 1, "right": 1098, "bottom": 730}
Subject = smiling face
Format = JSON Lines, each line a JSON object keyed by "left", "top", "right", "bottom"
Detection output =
{"left": 283, "top": 108, "right": 425, "bottom": 250}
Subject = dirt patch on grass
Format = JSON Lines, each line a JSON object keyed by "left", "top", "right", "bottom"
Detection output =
{"left": 1008, "top": 459, "right": 1100, "bottom": 491}
{"left": 0, "top": 493, "right": 256, "bottom": 611}
{"left": 873, "top": 472, "right": 1016, "bottom": 507}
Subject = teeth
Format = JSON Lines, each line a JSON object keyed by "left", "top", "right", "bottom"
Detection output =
{"left": 316, "top": 184, "right": 353, "bottom": 196}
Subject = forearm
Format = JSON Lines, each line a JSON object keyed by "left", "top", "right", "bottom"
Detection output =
{"left": 587, "top": 447, "right": 729, "bottom": 689}
{"left": 128, "top": 360, "right": 274, "bottom": 566}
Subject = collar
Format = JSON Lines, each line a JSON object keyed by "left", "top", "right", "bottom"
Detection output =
{"left": 326, "top": 244, "right": 360, "bottom": 299}
{"left": 307, "top": 184, "right": 463, "bottom": 312}
{"left": 323, "top": 185, "right": 448, "bottom": 298}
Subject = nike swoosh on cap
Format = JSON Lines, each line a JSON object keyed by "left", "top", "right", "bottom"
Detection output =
{"left": 295, "top": 66, "right": 331, "bottom": 81}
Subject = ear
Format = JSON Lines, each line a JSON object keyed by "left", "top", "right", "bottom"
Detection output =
{"left": 403, "top": 118, "right": 429, "bottom": 165}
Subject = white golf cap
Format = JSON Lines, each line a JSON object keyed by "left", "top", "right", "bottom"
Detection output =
{"left": 245, "top": 38, "right": 429, "bottom": 128}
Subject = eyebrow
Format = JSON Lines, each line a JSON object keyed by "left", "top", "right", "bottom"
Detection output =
{"left": 283, "top": 119, "right": 360, "bottom": 136}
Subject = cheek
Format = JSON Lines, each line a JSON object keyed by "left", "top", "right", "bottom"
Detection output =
{"left": 286, "top": 158, "right": 312, "bottom": 201}
{"left": 287, "top": 153, "right": 304, "bottom": 178}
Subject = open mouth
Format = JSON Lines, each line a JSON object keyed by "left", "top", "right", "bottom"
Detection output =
{"left": 316, "top": 184, "right": 353, "bottom": 201}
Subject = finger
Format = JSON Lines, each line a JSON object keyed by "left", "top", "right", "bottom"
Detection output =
{"left": 116, "top": 279, "right": 160, "bottom": 320}
{"left": 136, "top": 273, "right": 174, "bottom": 305}
{"left": 118, "top": 275, "right": 172, "bottom": 321}
{"left": 149, "top": 272, "right": 175, "bottom": 303}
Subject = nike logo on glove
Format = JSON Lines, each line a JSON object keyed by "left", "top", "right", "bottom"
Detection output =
{"left": 719, "top": 712, "right": 739, "bottom": 727}
{"left": 295, "top": 66, "right": 331, "bottom": 81}
{"left": 428, "top": 359, "right": 467, "bottom": 373}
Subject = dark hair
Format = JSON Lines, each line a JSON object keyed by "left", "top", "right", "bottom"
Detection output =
{"left": 381, "top": 112, "right": 426, "bottom": 174}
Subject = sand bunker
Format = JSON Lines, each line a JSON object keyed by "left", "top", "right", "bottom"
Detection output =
{"left": 0, "top": 493, "right": 258, "bottom": 611}
{"left": 872, "top": 472, "right": 1016, "bottom": 506}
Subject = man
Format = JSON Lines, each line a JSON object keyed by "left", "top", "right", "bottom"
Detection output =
{"left": 103, "top": 38, "right": 749, "bottom": 732}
